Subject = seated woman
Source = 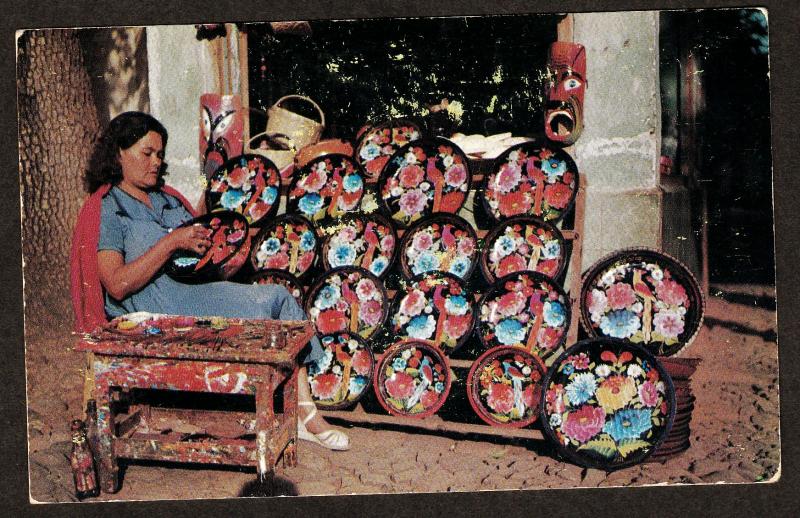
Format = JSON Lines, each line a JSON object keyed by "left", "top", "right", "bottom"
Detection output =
{"left": 86, "top": 111, "right": 348, "bottom": 451}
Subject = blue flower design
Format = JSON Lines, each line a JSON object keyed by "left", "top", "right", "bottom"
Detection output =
{"left": 412, "top": 251, "right": 441, "bottom": 276}
{"left": 369, "top": 256, "right": 389, "bottom": 276}
{"left": 343, "top": 173, "right": 363, "bottom": 193}
{"left": 603, "top": 408, "right": 653, "bottom": 442}
{"left": 543, "top": 301, "right": 566, "bottom": 327}
{"left": 314, "top": 285, "right": 341, "bottom": 310}
{"left": 641, "top": 360, "right": 650, "bottom": 372}
{"left": 298, "top": 193, "right": 323, "bottom": 216}
{"left": 174, "top": 256, "right": 200, "bottom": 268}
{"left": 329, "top": 243, "right": 357, "bottom": 267}
{"left": 359, "top": 142, "right": 381, "bottom": 161}
{"left": 542, "top": 241, "right": 561, "bottom": 259}
{"left": 544, "top": 158, "right": 567, "bottom": 182}
{"left": 444, "top": 295, "right": 469, "bottom": 316}
{"left": 495, "top": 318, "right": 526, "bottom": 345}
{"left": 392, "top": 357, "right": 407, "bottom": 371}
{"left": 562, "top": 364, "right": 575, "bottom": 376}
{"left": 262, "top": 237, "right": 281, "bottom": 256}
{"left": 407, "top": 315, "right": 436, "bottom": 339}
{"left": 308, "top": 348, "right": 333, "bottom": 376}
{"left": 448, "top": 256, "right": 471, "bottom": 278}
{"left": 494, "top": 235, "right": 516, "bottom": 257}
{"left": 261, "top": 186, "right": 278, "bottom": 206}
{"left": 434, "top": 382, "right": 445, "bottom": 394}
{"left": 349, "top": 376, "right": 368, "bottom": 396}
{"left": 600, "top": 309, "right": 641, "bottom": 339}
{"left": 564, "top": 372, "right": 597, "bottom": 405}
{"left": 221, "top": 188, "right": 247, "bottom": 209}
{"left": 299, "top": 230, "right": 316, "bottom": 252}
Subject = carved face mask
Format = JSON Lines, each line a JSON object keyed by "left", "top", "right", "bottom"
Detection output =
{"left": 200, "top": 94, "right": 244, "bottom": 179}
{"left": 544, "top": 42, "right": 587, "bottom": 146}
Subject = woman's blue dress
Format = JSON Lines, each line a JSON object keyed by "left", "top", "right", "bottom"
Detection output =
{"left": 98, "top": 186, "right": 323, "bottom": 364}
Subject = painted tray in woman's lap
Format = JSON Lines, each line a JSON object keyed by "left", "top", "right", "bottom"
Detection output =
{"left": 480, "top": 142, "right": 579, "bottom": 223}
{"left": 481, "top": 216, "right": 567, "bottom": 283}
{"left": 467, "top": 346, "right": 546, "bottom": 428}
{"left": 250, "top": 215, "right": 318, "bottom": 277}
{"left": 320, "top": 213, "right": 397, "bottom": 278}
{"left": 305, "top": 266, "right": 388, "bottom": 340}
{"left": 306, "top": 332, "right": 375, "bottom": 410}
{"left": 355, "top": 118, "right": 422, "bottom": 179}
{"left": 206, "top": 154, "right": 281, "bottom": 227}
{"left": 388, "top": 272, "right": 476, "bottom": 355}
{"left": 398, "top": 213, "right": 478, "bottom": 280}
{"left": 166, "top": 211, "right": 250, "bottom": 282}
{"left": 373, "top": 340, "right": 452, "bottom": 418}
{"left": 476, "top": 271, "right": 570, "bottom": 361}
{"left": 248, "top": 269, "right": 305, "bottom": 307}
{"left": 378, "top": 137, "right": 471, "bottom": 227}
{"left": 580, "top": 248, "right": 705, "bottom": 357}
{"left": 287, "top": 154, "right": 365, "bottom": 226}
{"left": 540, "top": 339, "right": 676, "bottom": 470}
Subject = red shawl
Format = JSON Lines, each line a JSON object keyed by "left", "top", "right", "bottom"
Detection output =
{"left": 69, "top": 184, "right": 197, "bottom": 333}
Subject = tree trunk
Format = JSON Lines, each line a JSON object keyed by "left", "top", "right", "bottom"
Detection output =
{"left": 17, "top": 29, "right": 101, "bottom": 338}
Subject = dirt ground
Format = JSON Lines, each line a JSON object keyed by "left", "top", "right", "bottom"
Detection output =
{"left": 25, "top": 283, "right": 779, "bottom": 503}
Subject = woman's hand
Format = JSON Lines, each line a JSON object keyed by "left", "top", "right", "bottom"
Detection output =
{"left": 167, "top": 224, "right": 212, "bottom": 255}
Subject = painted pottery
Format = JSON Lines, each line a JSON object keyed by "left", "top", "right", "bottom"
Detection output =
{"left": 320, "top": 213, "right": 397, "bottom": 278}
{"left": 355, "top": 118, "right": 422, "bottom": 179}
{"left": 306, "top": 332, "right": 375, "bottom": 410}
{"left": 250, "top": 215, "right": 318, "bottom": 278}
{"left": 206, "top": 154, "right": 281, "bottom": 226}
{"left": 287, "top": 153, "right": 365, "bottom": 226}
{"left": 398, "top": 213, "right": 478, "bottom": 280}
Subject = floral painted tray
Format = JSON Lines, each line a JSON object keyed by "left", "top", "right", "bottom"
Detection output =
{"left": 248, "top": 269, "right": 305, "bottom": 307}
{"left": 373, "top": 340, "right": 452, "bottom": 419}
{"left": 388, "top": 272, "right": 476, "bottom": 355}
{"left": 320, "top": 213, "right": 397, "bottom": 278}
{"left": 476, "top": 271, "right": 570, "bottom": 361}
{"left": 580, "top": 248, "right": 705, "bottom": 357}
{"left": 480, "top": 142, "right": 579, "bottom": 223}
{"left": 467, "top": 346, "right": 546, "bottom": 428}
{"left": 287, "top": 153, "right": 365, "bottom": 226}
{"left": 305, "top": 266, "right": 388, "bottom": 340}
{"left": 355, "top": 118, "right": 422, "bottom": 179}
{"left": 540, "top": 339, "right": 676, "bottom": 470}
{"left": 378, "top": 137, "right": 471, "bottom": 227}
{"left": 250, "top": 215, "right": 318, "bottom": 278}
{"left": 165, "top": 211, "right": 250, "bottom": 282}
{"left": 398, "top": 213, "right": 478, "bottom": 280}
{"left": 480, "top": 216, "right": 567, "bottom": 283}
{"left": 306, "top": 332, "right": 375, "bottom": 410}
{"left": 206, "top": 154, "right": 281, "bottom": 226}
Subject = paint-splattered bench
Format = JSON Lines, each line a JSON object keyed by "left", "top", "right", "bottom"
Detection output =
{"left": 76, "top": 312, "right": 315, "bottom": 493}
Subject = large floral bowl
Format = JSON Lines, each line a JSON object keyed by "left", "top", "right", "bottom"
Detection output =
{"left": 165, "top": 211, "right": 250, "bottom": 282}
{"left": 467, "top": 346, "right": 546, "bottom": 428}
{"left": 476, "top": 271, "right": 570, "bottom": 362}
{"left": 248, "top": 269, "right": 305, "bottom": 307}
{"left": 355, "top": 118, "right": 422, "bottom": 180}
{"left": 540, "top": 339, "right": 676, "bottom": 470}
{"left": 580, "top": 248, "right": 705, "bottom": 357}
{"left": 480, "top": 216, "right": 567, "bottom": 283}
{"left": 398, "top": 213, "right": 478, "bottom": 280}
{"left": 388, "top": 272, "right": 476, "bottom": 356}
{"left": 250, "top": 215, "right": 319, "bottom": 278}
{"left": 378, "top": 137, "right": 471, "bottom": 227}
{"left": 305, "top": 266, "right": 388, "bottom": 340}
{"left": 306, "top": 332, "right": 375, "bottom": 410}
{"left": 373, "top": 340, "right": 452, "bottom": 419}
{"left": 480, "top": 142, "right": 579, "bottom": 223}
{"left": 320, "top": 213, "right": 397, "bottom": 278}
{"left": 206, "top": 154, "right": 281, "bottom": 227}
{"left": 287, "top": 153, "right": 365, "bottom": 226}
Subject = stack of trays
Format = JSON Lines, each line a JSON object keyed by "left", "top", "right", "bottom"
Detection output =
{"left": 648, "top": 357, "right": 701, "bottom": 461}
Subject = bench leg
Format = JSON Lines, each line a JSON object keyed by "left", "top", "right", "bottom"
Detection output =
{"left": 255, "top": 370, "right": 277, "bottom": 478}
{"left": 94, "top": 382, "right": 120, "bottom": 493}
{"left": 283, "top": 368, "right": 299, "bottom": 468}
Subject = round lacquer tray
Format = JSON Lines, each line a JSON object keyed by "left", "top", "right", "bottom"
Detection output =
{"left": 306, "top": 332, "right": 375, "bottom": 410}
{"left": 476, "top": 271, "right": 571, "bottom": 362}
{"left": 247, "top": 269, "right": 305, "bottom": 307}
{"left": 580, "top": 248, "right": 705, "bottom": 357}
{"left": 320, "top": 212, "right": 398, "bottom": 278}
{"left": 398, "top": 213, "right": 478, "bottom": 281}
{"left": 467, "top": 346, "right": 547, "bottom": 428}
{"left": 355, "top": 118, "right": 423, "bottom": 180}
{"left": 480, "top": 215, "right": 567, "bottom": 284}
{"left": 250, "top": 215, "right": 319, "bottom": 278}
{"left": 479, "top": 142, "right": 579, "bottom": 224}
{"left": 287, "top": 153, "right": 365, "bottom": 227}
{"left": 378, "top": 136, "right": 471, "bottom": 227}
{"left": 373, "top": 339, "right": 452, "bottom": 419}
{"left": 388, "top": 271, "right": 476, "bottom": 356}
{"left": 540, "top": 338, "right": 676, "bottom": 470}
{"left": 166, "top": 211, "right": 250, "bottom": 282}
{"left": 305, "top": 266, "right": 388, "bottom": 340}
{"left": 206, "top": 154, "right": 281, "bottom": 227}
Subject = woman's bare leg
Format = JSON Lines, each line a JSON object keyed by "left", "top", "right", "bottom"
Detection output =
{"left": 297, "top": 366, "right": 333, "bottom": 434}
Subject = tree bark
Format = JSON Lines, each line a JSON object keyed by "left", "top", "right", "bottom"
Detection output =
{"left": 17, "top": 29, "right": 101, "bottom": 338}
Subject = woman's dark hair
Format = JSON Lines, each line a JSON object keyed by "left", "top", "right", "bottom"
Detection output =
{"left": 84, "top": 111, "right": 169, "bottom": 193}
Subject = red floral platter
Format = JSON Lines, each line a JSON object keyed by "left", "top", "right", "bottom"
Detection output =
{"left": 467, "top": 346, "right": 546, "bottom": 428}
{"left": 378, "top": 136, "right": 471, "bottom": 227}
{"left": 305, "top": 266, "right": 388, "bottom": 340}
{"left": 248, "top": 269, "right": 305, "bottom": 307}
{"left": 398, "top": 213, "right": 478, "bottom": 280}
{"left": 476, "top": 271, "right": 570, "bottom": 361}
{"left": 388, "top": 271, "right": 476, "bottom": 356}
{"left": 480, "top": 142, "right": 579, "bottom": 223}
{"left": 480, "top": 215, "right": 567, "bottom": 283}
{"left": 355, "top": 118, "right": 423, "bottom": 180}
{"left": 206, "top": 154, "right": 281, "bottom": 227}
{"left": 166, "top": 210, "right": 250, "bottom": 282}
{"left": 287, "top": 153, "right": 365, "bottom": 227}
{"left": 540, "top": 339, "right": 676, "bottom": 470}
{"left": 306, "top": 332, "right": 375, "bottom": 410}
{"left": 373, "top": 340, "right": 452, "bottom": 419}
{"left": 580, "top": 248, "right": 705, "bottom": 357}
{"left": 320, "top": 212, "right": 398, "bottom": 278}
{"left": 250, "top": 214, "right": 319, "bottom": 278}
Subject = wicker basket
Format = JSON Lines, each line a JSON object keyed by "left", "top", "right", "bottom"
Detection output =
{"left": 265, "top": 95, "right": 325, "bottom": 151}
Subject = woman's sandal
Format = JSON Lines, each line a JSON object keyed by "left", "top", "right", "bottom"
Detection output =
{"left": 297, "top": 401, "right": 351, "bottom": 451}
